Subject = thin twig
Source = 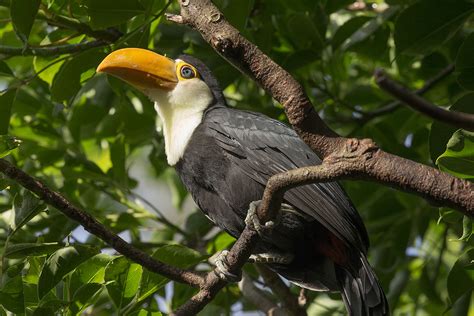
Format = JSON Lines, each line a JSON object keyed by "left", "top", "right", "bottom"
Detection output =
{"left": 359, "top": 64, "right": 455, "bottom": 122}
{"left": 0, "top": 40, "right": 108, "bottom": 57}
{"left": 0, "top": 158, "right": 204, "bottom": 288}
{"left": 167, "top": 0, "right": 474, "bottom": 313}
{"left": 37, "top": 7, "right": 122, "bottom": 43}
{"left": 0, "top": 55, "right": 73, "bottom": 94}
{"left": 375, "top": 69, "right": 474, "bottom": 131}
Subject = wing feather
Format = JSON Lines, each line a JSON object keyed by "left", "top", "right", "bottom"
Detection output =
{"left": 205, "top": 107, "right": 369, "bottom": 251}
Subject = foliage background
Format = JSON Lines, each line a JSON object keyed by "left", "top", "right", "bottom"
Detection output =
{"left": 0, "top": 0, "right": 473, "bottom": 314}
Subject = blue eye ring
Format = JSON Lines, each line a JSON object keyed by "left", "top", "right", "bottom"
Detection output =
{"left": 180, "top": 65, "right": 195, "bottom": 79}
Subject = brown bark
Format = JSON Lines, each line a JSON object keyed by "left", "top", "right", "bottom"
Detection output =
{"left": 167, "top": 0, "right": 473, "bottom": 216}
{"left": 164, "top": 0, "right": 474, "bottom": 314}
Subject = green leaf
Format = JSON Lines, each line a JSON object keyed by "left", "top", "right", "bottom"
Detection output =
{"left": 129, "top": 309, "right": 162, "bottom": 316}
{"left": 429, "top": 93, "right": 474, "bottom": 161}
{"left": 84, "top": 0, "right": 145, "bottom": 30}
{"left": 51, "top": 49, "right": 106, "bottom": 103}
{"left": 459, "top": 216, "right": 472, "bottom": 241}
{"left": 0, "top": 135, "right": 21, "bottom": 158}
{"left": 10, "top": 0, "right": 41, "bottom": 43}
{"left": 33, "top": 56, "right": 67, "bottom": 86}
{"left": 110, "top": 135, "right": 127, "bottom": 186}
{"left": 332, "top": 16, "right": 371, "bottom": 50}
{"left": 0, "top": 89, "right": 17, "bottom": 135}
{"left": 436, "top": 130, "right": 474, "bottom": 179}
{"left": 137, "top": 245, "right": 202, "bottom": 303}
{"left": 447, "top": 248, "right": 474, "bottom": 305}
{"left": 456, "top": 32, "right": 474, "bottom": 90}
{"left": 0, "top": 274, "right": 24, "bottom": 314}
{"left": 4, "top": 242, "right": 63, "bottom": 259}
{"left": 0, "top": 60, "right": 13, "bottom": 77}
{"left": 105, "top": 256, "right": 143, "bottom": 310}
{"left": 286, "top": 12, "right": 326, "bottom": 52}
{"left": 394, "top": 0, "right": 474, "bottom": 55}
{"left": 207, "top": 232, "right": 235, "bottom": 254}
{"left": 9, "top": 191, "right": 45, "bottom": 236}
{"left": 341, "top": 7, "right": 398, "bottom": 52}
{"left": 70, "top": 283, "right": 103, "bottom": 315}
{"left": 38, "top": 245, "right": 99, "bottom": 299}
{"left": 70, "top": 254, "right": 113, "bottom": 293}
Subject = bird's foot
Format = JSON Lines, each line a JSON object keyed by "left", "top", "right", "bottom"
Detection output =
{"left": 245, "top": 200, "right": 286, "bottom": 236}
{"left": 249, "top": 252, "right": 294, "bottom": 264}
{"left": 209, "top": 250, "right": 241, "bottom": 282}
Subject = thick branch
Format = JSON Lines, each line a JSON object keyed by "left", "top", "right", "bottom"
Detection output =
{"left": 169, "top": 0, "right": 473, "bottom": 213}
{"left": 166, "top": 1, "right": 343, "bottom": 158}
{"left": 0, "top": 40, "right": 108, "bottom": 57}
{"left": 168, "top": 0, "right": 474, "bottom": 313}
{"left": 375, "top": 69, "right": 474, "bottom": 131}
{"left": 0, "top": 158, "right": 204, "bottom": 287}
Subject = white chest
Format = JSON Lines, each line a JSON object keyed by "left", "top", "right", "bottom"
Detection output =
{"left": 155, "top": 103, "right": 204, "bottom": 165}
{"left": 151, "top": 79, "right": 213, "bottom": 165}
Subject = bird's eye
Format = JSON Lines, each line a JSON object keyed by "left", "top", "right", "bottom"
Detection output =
{"left": 180, "top": 65, "right": 195, "bottom": 79}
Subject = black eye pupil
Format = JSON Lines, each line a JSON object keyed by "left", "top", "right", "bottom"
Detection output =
{"left": 181, "top": 66, "right": 194, "bottom": 78}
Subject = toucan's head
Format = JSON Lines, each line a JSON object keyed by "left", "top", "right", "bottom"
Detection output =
{"left": 97, "top": 48, "right": 224, "bottom": 111}
{"left": 97, "top": 48, "right": 225, "bottom": 165}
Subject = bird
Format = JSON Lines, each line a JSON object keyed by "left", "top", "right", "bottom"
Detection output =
{"left": 97, "top": 48, "right": 390, "bottom": 316}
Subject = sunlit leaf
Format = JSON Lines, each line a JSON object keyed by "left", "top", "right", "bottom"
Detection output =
{"left": 4, "top": 242, "right": 63, "bottom": 259}
{"left": 38, "top": 245, "right": 99, "bottom": 299}
{"left": 51, "top": 49, "right": 106, "bottom": 103}
{"left": 429, "top": 93, "right": 474, "bottom": 162}
{"left": 0, "top": 135, "right": 21, "bottom": 158}
{"left": 70, "top": 283, "right": 103, "bottom": 315}
{"left": 9, "top": 191, "right": 45, "bottom": 236}
{"left": 436, "top": 130, "right": 474, "bottom": 179}
{"left": 105, "top": 256, "right": 143, "bottom": 310}
{"left": 137, "top": 244, "right": 202, "bottom": 303}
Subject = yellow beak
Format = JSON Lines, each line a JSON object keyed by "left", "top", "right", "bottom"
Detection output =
{"left": 97, "top": 48, "right": 178, "bottom": 91}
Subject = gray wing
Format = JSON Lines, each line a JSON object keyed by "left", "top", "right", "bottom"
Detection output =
{"left": 204, "top": 106, "right": 369, "bottom": 252}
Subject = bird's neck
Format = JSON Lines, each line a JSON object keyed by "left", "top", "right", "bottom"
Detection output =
{"left": 151, "top": 80, "right": 214, "bottom": 165}
{"left": 154, "top": 102, "right": 204, "bottom": 166}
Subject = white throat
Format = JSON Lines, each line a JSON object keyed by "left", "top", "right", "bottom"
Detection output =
{"left": 151, "top": 79, "right": 213, "bottom": 165}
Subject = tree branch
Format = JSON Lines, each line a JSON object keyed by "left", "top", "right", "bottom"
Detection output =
{"left": 358, "top": 64, "right": 454, "bottom": 122}
{"left": 37, "top": 10, "right": 122, "bottom": 43}
{"left": 375, "top": 69, "right": 474, "bottom": 131}
{"left": 0, "top": 40, "right": 108, "bottom": 57}
{"left": 167, "top": 0, "right": 473, "bottom": 213}
{"left": 0, "top": 158, "right": 204, "bottom": 288}
{"left": 165, "top": 0, "right": 474, "bottom": 313}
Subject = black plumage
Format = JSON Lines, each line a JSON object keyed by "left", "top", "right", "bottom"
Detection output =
{"left": 175, "top": 56, "right": 389, "bottom": 316}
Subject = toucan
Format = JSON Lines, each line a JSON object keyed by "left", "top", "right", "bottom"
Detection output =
{"left": 97, "top": 48, "right": 389, "bottom": 316}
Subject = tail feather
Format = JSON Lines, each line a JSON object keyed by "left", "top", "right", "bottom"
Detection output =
{"left": 336, "top": 254, "right": 389, "bottom": 316}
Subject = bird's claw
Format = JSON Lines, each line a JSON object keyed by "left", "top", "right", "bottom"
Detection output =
{"left": 249, "top": 252, "right": 294, "bottom": 264}
{"left": 244, "top": 200, "right": 281, "bottom": 236}
{"left": 209, "top": 250, "right": 241, "bottom": 282}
